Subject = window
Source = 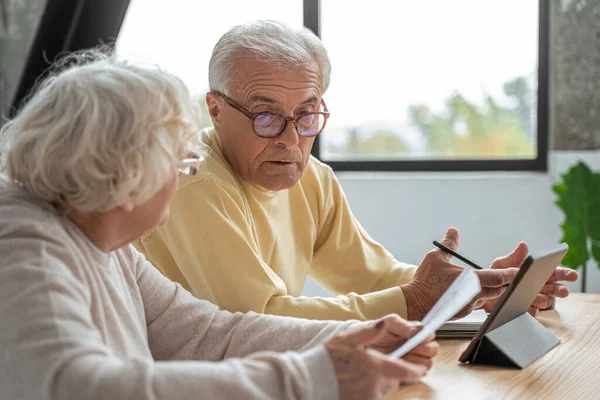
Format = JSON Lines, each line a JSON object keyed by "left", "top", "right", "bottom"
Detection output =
{"left": 312, "top": 0, "right": 548, "bottom": 171}
{"left": 117, "top": 0, "right": 548, "bottom": 172}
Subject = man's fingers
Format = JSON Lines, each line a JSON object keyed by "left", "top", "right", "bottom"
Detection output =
{"left": 549, "top": 267, "right": 579, "bottom": 283}
{"left": 474, "top": 298, "right": 489, "bottom": 310}
{"left": 456, "top": 294, "right": 496, "bottom": 318}
{"left": 477, "top": 268, "right": 519, "bottom": 288}
{"left": 531, "top": 294, "right": 553, "bottom": 310}
{"left": 528, "top": 305, "right": 540, "bottom": 317}
{"left": 540, "top": 282, "right": 570, "bottom": 298}
{"left": 476, "top": 286, "right": 506, "bottom": 302}
{"left": 491, "top": 242, "right": 529, "bottom": 269}
{"left": 338, "top": 320, "right": 388, "bottom": 347}
{"left": 439, "top": 227, "right": 460, "bottom": 256}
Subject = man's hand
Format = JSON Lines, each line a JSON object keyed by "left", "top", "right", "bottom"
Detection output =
{"left": 325, "top": 316, "right": 438, "bottom": 400}
{"left": 482, "top": 242, "right": 579, "bottom": 316}
{"left": 401, "top": 228, "right": 519, "bottom": 321}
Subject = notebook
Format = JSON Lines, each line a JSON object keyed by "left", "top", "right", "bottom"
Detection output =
{"left": 435, "top": 309, "right": 488, "bottom": 338}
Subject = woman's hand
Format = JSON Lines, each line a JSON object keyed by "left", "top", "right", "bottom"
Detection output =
{"left": 325, "top": 316, "right": 438, "bottom": 400}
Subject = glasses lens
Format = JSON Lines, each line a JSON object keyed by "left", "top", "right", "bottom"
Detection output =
{"left": 297, "top": 113, "right": 325, "bottom": 137}
{"left": 176, "top": 156, "right": 202, "bottom": 176}
{"left": 253, "top": 114, "right": 285, "bottom": 137}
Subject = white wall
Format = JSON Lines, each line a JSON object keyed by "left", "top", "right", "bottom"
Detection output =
{"left": 302, "top": 151, "right": 600, "bottom": 297}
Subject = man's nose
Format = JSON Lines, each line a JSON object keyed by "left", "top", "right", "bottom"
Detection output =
{"left": 274, "top": 121, "right": 299, "bottom": 149}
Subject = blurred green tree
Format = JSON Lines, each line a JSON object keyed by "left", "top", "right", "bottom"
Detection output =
{"left": 342, "top": 128, "right": 410, "bottom": 159}
{"left": 407, "top": 76, "right": 536, "bottom": 159}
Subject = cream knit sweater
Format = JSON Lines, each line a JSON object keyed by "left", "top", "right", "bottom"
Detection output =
{"left": 0, "top": 177, "right": 359, "bottom": 400}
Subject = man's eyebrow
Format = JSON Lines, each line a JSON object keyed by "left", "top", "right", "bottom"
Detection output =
{"left": 248, "top": 95, "right": 277, "bottom": 104}
{"left": 300, "top": 95, "right": 319, "bottom": 105}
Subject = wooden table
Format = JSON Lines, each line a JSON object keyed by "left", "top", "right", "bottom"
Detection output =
{"left": 393, "top": 293, "right": 600, "bottom": 399}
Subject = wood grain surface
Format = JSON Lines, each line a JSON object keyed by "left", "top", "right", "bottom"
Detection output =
{"left": 392, "top": 293, "right": 600, "bottom": 399}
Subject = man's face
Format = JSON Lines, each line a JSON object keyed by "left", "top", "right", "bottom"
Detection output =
{"left": 207, "top": 56, "right": 323, "bottom": 191}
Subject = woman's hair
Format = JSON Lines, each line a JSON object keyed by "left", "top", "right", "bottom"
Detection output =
{"left": 1, "top": 48, "right": 200, "bottom": 212}
{"left": 208, "top": 20, "right": 331, "bottom": 95}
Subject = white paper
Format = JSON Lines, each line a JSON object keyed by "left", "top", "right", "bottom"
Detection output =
{"left": 388, "top": 268, "right": 481, "bottom": 359}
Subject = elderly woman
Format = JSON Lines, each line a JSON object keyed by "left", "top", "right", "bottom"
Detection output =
{"left": 0, "top": 51, "right": 437, "bottom": 400}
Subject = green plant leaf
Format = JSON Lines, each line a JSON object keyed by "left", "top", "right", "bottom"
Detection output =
{"left": 589, "top": 171, "right": 600, "bottom": 266}
{"left": 552, "top": 161, "right": 599, "bottom": 270}
{"left": 558, "top": 219, "right": 589, "bottom": 269}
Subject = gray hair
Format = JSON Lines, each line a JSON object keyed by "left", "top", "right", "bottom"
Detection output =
{"left": 0, "top": 49, "right": 201, "bottom": 212}
{"left": 208, "top": 20, "right": 331, "bottom": 95}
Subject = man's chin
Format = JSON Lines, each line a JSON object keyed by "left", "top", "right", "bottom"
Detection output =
{"left": 256, "top": 165, "right": 302, "bottom": 191}
{"left": 258, "top": 175, "right": 301, "bottom": 191}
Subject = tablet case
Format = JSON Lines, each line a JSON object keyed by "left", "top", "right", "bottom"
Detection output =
{"left": 460, "top": 311, "right": 559, "bottom": 368}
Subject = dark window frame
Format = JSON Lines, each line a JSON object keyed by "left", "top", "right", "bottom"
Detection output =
{"left": 305, "top": 0, "right": 549, "bottom": 172}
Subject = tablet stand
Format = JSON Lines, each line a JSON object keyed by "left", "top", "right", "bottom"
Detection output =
{"left": 459, "top": 312, "right": 560, "bottom": 369}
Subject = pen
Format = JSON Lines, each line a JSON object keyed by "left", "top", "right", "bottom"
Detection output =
{"left": 432, "top": 240, "right": 483, "bottom": 270}
{"left": 432, "top": 240, "right": 511, "bottom": 289}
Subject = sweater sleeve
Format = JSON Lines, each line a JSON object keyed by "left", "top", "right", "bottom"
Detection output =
{"left": 134, "top": 247, "right": 360, "bottom": 361}
{"left": 143, "top": 177, "right": 414, "bottom": 321}
{"left": 309, "top": 167, "right": 418, "bottom": 319}
{"left": 0, "top": 231, "right": 352, "bottom": 400}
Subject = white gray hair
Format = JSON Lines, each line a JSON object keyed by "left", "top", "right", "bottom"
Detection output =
{"left": 0, "top": 49, "right": 200, "bottom": 212}
{"left": 208, "top": 20, "right": 331, "bottom": 95}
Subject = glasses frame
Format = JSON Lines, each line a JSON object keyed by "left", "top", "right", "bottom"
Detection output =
{"left": 213, "top": 91, "right": 330, "bottom": 138}
{"left": 175, "top": 152, "right": 202, "bottom": 176}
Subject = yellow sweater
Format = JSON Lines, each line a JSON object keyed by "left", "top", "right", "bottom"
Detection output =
{"left": 135, "top": 128, "right": 417, "bottom": 320}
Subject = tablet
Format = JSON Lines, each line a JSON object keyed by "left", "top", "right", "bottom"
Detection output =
{"left": 459, "top": 243, "right": 569, "bottom": 364}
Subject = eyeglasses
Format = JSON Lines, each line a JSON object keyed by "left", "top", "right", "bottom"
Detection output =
{"left": 175, "top": 152, "right": 203, "bottom": 176}
{"left": 213, "top": 91, "right": 330, "bottom": 138}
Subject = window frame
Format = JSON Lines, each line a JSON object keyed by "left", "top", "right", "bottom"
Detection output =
{"left": 305, "top": 0, "right": 549, "bottom": 172}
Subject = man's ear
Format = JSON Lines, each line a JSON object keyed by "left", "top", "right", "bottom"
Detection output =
{"left": 206, "top": 92, "right": 223, "bottom": 129}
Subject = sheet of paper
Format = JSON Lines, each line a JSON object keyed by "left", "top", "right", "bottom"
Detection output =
{"left": 388, "top": 268, "right": 481, "bottom": 359}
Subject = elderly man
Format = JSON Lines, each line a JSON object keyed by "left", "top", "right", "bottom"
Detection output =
{"left": 135, "top": 20, "right": 578, "bottom": 322}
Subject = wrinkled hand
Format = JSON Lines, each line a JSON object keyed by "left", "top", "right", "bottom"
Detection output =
{"left": 325, "top": 317, "right": 438, "bottom": 400}
{"left": 482, "top": 242, "right": 579, "bottom": 316}
{"left": 401, "top": 228, "right": 519, "bottom": 321}
{"left": 366, "top": 314, "right": 439, "bottom": 369}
